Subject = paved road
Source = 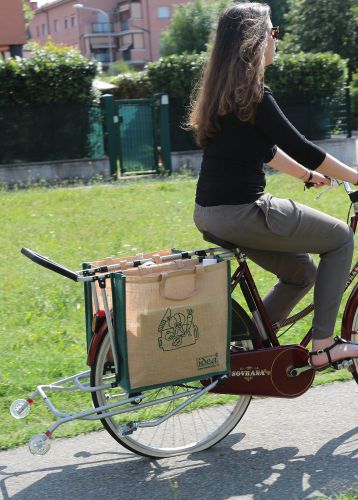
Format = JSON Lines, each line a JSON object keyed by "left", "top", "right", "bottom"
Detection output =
{"left": 1, "top": 381, "right": 357, "bottom": 500}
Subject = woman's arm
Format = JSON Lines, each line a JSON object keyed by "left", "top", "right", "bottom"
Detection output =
{"left": 315, "top": 153, "right": 358, "bottom": 184}
{"left": 257, "top": 90, "right": 357, "bottom": 185}
{"left": 256, "top": 90, "right": 327, "bottom": 170}
{"left": 267, "top": 147, "right": 330, "bottom": 186}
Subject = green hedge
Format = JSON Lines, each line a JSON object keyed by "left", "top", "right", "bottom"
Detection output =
{"left": 0, "top": 41, "right": 99, "bottom": 106}
{"left": 109, "top": 52, "right": 348, "bottom": 100}
{"left": 0, "top": 42, "right": 102, "bottom": 163}
{"left": 108, "top": 71, "right": 153, "bottom": 99}
{"left": 108, "top": 52, "right": 350, "bottom": 149}
{"left": 265, "top": 52, "right": 348, "bottom": 99}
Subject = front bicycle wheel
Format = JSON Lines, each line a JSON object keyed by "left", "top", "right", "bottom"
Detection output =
{"left": 91, "top": 331, "right": 253, "bottom": 459}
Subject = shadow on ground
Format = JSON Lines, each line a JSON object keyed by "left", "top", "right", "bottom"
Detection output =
{"left": 0, "top": 428, "right": 356, "bottom": 500}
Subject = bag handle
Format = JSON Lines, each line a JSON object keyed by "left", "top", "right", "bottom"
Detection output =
{"left": 159, "top": 265, "right": 204, "bottom": 301}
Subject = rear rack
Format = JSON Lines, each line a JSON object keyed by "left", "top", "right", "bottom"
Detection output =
{"left": 21, "top": 246, "right": 237, "bottom": 283}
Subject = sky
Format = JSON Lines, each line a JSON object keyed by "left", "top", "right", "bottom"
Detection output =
{"left": 36, "top": 0, "right": 57, "bottom": 6}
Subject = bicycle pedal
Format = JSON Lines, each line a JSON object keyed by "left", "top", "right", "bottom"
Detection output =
{"left": 334, "top": 359, "right": 354, "bottom": 370}
{"left": 118, "top": 422, "right": 137, "bottom": 436}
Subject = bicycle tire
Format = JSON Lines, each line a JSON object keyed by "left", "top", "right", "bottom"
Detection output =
{"left": 90, "top": 304, "right": 256, "bottom": 459}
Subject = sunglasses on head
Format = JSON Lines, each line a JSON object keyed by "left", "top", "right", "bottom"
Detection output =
{"left": 271, "top": 26, "right": 279, "bottom": 40}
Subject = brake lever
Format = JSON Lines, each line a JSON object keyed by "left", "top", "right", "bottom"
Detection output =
{"left": 315, "top": 179, "right": 341, "bottom": 199}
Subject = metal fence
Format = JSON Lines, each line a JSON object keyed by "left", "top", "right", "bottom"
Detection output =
{"left": 0, "top": 104, "right": 104, "bottom": 165}
{"left": 278, "top": 88, "right": 352, "bottom": 141}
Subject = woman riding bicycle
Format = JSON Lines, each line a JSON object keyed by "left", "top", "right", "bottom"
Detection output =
{"left": 189, "top": 2, "right": 358, "bottom": 369}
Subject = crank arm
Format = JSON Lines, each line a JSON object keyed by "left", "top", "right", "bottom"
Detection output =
{"left": 287, "top": 365, "right": 312, "bottom": 377}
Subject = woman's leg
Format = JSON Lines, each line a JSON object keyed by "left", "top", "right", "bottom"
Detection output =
{"left": 194, "top": 196, "right": 358, "bottom": 366}
{"left": 239, "top": 248, "right": 317, "bottom": 326}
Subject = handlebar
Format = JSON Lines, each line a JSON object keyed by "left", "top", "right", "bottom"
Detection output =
{"left": 307, "top": 177, "right": 358, "bottom": 204}
{"left": 21, "top": 248, "right": 79, "bottom": 282}
{"left": 343, "top": 182, "right": 358, "bottom": 203}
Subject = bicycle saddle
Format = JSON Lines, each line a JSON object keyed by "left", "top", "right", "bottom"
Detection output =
{"left": 202, "top": 231, "right": 238, "bottom": 251}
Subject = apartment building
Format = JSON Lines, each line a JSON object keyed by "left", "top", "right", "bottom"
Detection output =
{"left": 28, "top": 0, "right": 191, "bottom": 68}
{"left": 0, "top": 0, "right": 26, "bottom": 58}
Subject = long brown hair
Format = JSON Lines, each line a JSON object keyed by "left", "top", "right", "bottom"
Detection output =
{"left": 189, "top": 2, "right": 271, "bottom": 147}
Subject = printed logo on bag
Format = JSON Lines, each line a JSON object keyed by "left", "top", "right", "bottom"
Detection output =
{"left": 158, "top": 308, "right": 199, "bottom": 351}
{"left": 231, "top": 366, "right": 271, "bottom": 382}
{"left": 196, "top": 353, "right": 219, "bottom": 370}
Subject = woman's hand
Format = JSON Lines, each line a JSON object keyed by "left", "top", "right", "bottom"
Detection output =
{"left": 308, "top": 171, "right": 331, "bottom": 189}
{"left": 267, "top": 148, "right": 334, "bottom": 187}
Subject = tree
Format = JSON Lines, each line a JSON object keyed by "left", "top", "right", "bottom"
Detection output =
{"left": 160, "top": 0, "right": 291, "bottom": 57}
{"left": 160, "top": 0, "right": 234, "bottom": 56}
{"left": 283, "top": 0, "right": 357, "bottom": 77}
{"left": 22, "top": 1, "right": 34, "bottom": 25}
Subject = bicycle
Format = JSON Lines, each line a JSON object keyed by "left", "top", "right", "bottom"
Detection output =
{"left": 10, "top": 181, "right": 358, "bottom": 459}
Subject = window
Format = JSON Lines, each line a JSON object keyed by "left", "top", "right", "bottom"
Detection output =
{"left": 54, "top": 19, "right": 60, "bottom": 32}
{"left": 119, "top": 10, "right": 129, "bottom": 31}
{"left": 71, "top": 16, "right": 77, "bottom": 27}
{"left": 158, "top": 6, "right": 170, "bottom": 19}
{"left": 41, "top": 23, "right": 47, "bottom": 36}
{"left": 133, "top": 33, "right": 144, "bottom": 49}
{"left": 36, "top": 26, "right": 40, "bottom": 37}
{"left": 64, "top": 18, "right": 68, "bottom": 29}
{"left": 131, "top": 1, "right": 142, "bottom": 19}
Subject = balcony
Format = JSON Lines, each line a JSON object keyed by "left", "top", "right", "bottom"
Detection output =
{"left": 93, "top": 51, "right": 111, "bottom": 63}
{"left": 92, "top": 22, "right": 113, "bottom": 33}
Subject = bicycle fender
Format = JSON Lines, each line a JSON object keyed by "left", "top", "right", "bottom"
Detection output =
{"left": 87, "top": 320, "right": 108, "bottom": 366}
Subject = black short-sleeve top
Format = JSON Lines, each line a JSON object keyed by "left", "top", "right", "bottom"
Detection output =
{"left": 195, "top": 86, "right": 326, "bottom": 206}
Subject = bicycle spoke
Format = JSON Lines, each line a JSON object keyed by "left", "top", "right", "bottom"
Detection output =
{"left": 91, "top": 331, "right": 252, "bottom": 457}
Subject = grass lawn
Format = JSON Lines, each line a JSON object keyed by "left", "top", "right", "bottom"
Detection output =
{"left": 0, "top": 173, "right": 357, "bottom": 450}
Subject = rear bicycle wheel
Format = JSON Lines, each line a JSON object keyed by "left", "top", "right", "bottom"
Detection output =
{"left": 91, "top": 332, "right": 254, "bottom": 459}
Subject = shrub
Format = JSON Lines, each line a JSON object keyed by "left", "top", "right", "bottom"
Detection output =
{"left": 0, "top": 40, "right": 99, "bottom": 106}
{"left": 266, "top": 52, "right": 349, "bottom": 100}
{"left": 108, "top": 72, "right": 153, "bottom": 99}
{"left": 107, "top": 51, "right": 348, "bottom": 103}
{"left": 106, "top": 60, "right": 136, "bottom": 77}
{"left": 108, "top": 54, "right": 205, "bottom": 101}
{"left": 146, "top": 53, "right": 205, "bottom": 99}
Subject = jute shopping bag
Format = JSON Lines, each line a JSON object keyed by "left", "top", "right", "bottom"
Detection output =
{"left": 111, "top": 260, "right": 232, "bottom": 392}
{"left": 83, "top": 249, "right": 181, "bottom": 350}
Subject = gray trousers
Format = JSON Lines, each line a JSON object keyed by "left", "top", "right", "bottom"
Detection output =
{"left": 194, "top": 193, "right": 354, "bottom": 340}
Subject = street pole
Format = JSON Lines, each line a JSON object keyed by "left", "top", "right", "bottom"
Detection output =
{"left": 74, "top": 4, "right": 113, "bottom": 65}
